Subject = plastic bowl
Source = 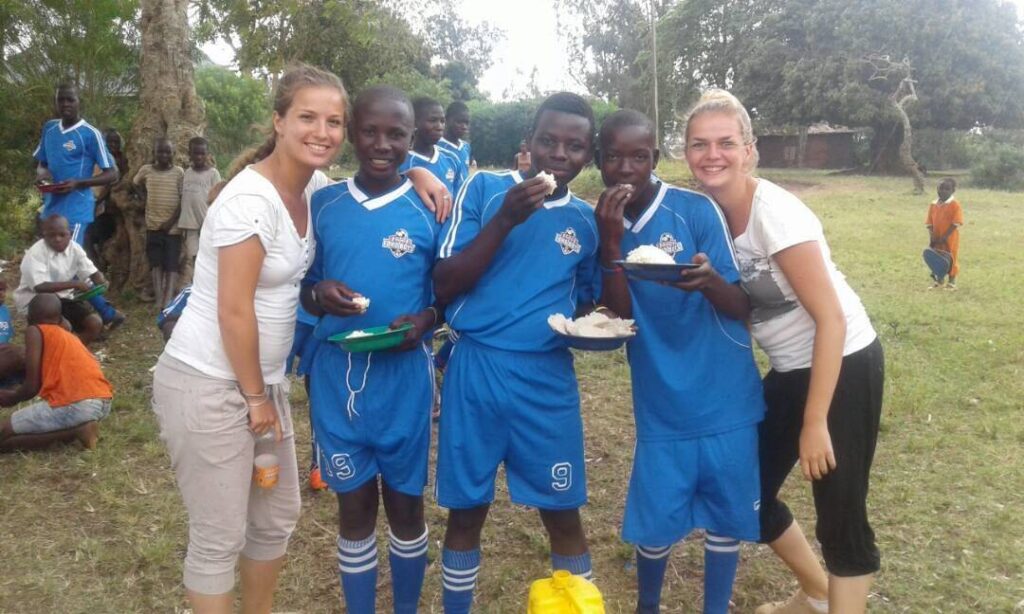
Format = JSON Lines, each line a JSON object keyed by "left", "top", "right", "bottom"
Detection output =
{"left": 614, "top": 260, "right": 700, "bottom": 282}
{"left": 71, "top": 283, "right": 108, "bottom": 302}
{"left": 328, "top": 322, "right": 414, "bottom": 353}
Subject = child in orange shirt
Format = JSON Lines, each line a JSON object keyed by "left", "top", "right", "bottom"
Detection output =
{"left": 0, "top": 293, "right": 113, "bottom": 452}
{"left": 926, "top": 177, "right": 964, "bottom": 289}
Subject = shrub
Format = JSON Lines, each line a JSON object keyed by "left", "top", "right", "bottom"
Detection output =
{"left": 970, "top": 143, "right": 1024, "bottom": 191}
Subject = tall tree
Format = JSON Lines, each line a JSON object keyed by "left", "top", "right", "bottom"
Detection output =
{"left": 108, "top": 0, "right": 204, "bottom": 293}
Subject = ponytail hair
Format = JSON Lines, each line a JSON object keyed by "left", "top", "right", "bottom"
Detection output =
{"left": 683, "top": 89, "right": 759, "bottom": 172}
{"left": 225, "top": 62, "right": 349, "bottom": 180}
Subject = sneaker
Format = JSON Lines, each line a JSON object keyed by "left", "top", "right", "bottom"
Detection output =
{"left": 106, "top": 310, "right": 127, "bottom": 331}
{"left": 945, "top": 281, "right": 958, "bottom": 291}
{"left": 309, "top": 466, "right": 328, "bottom": 491}
{"left": 755, "top": 590, "right": 822, "bottom": 614}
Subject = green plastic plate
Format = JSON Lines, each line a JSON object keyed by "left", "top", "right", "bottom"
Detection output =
{"left": 328, "top": 322, "right": 414, "bottom": 353}
{"left": 71, "top": 283, "right": 108, "bottom": 302}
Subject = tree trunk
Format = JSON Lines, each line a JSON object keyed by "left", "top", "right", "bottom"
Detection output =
{"left": 796, "top": 125, "right": 808, "bottom": 169}
{"left": 894, "top": 95, "right": 925, "bottom": 194}
{"left": 106, "top": 0, "right": 204, "bottom": 294}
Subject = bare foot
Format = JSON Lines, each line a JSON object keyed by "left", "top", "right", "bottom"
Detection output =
{"left": 75, "top": 421, "right": 100, "bottom": 449}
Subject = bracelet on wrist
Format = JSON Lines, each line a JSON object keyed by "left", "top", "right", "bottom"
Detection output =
{"left": 240, "top": 387, "right": 267, "bottom": 399}
{"left": 246, "top": 397, "right": 270, "bottom": 408}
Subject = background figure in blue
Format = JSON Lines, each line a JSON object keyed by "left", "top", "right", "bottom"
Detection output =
{"left": 300, "top": 86, "right": 442, "bottom": 614}
{"left": 595, "top": 110, "right": 764, "bottom": 614}
{"left": 438, "top": 101, "right": 473, "bottom": 171}
{"left": 33, "top": 84, "right": 122, "bottom": 328}
{"left": 432, "top": 92, "right": 600, "bottom": 614}
{"left": 285, "top": 304, "right": 327, "bottom": 491}
{"left": 0, "top": 280, "right": 26, "bottom": 386}
{"left": 156, "top": 285, "right": 192, "bottom": 342}
{"left": 399, "top": 97, "right": 467, "bottom": 198}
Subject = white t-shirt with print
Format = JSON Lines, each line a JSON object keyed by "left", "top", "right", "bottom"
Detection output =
{"left": 164, "top": 167, "right": 331, "bottom": 384}
{"left": 732, "top": 179, "right": 876, "bottom": 372}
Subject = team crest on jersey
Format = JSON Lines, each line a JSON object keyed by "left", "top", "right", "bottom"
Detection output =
{"left": 382, "top": 229, "right": 416, "bottom": 258}
{"left": 658, "top": 232, "right": 683, "bottom": 256}
{"left": 63, "top": 140, "right": 77, "bottom": 152}
{"left": 445, "top": 168, "right": 455, "bottom": 183}
{"left": 555, "top": 227, "right": 582, "bottom": 255}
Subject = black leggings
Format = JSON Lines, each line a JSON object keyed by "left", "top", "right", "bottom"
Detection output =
{"left": 758, "top": 338, "right": 884, "bottom": 576}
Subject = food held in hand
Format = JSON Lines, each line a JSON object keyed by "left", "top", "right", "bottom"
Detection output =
{"left": 548, "top": 311, "right": 635, "bottom": 338}
{"left": 625, "top": 245, "right": 675, "bottom": 265}
{"left": 537, "top": 170, "right": 558, "bottom": 195}
{"left": 352, "top": 296, "right": 370, "bottom": 311}
{"left": 346, "top": 329, "right": 372, "bottom": 339}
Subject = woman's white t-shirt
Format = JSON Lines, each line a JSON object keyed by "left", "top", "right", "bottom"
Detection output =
{"left": 165, "top": 167, "right": 331, "bottom": 384}
{"left": 732, "top": 179, "right": 876, "bottom": 372}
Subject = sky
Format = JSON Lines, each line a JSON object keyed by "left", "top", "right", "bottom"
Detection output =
{"left": 203, "top": 0, "right": 1024, "bottom": 102}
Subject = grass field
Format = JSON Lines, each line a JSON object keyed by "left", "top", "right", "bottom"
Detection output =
{"left": 1, "top": 164, "right": 1022, "bottom": 613}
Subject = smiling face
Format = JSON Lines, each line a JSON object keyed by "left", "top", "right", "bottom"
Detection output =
{"left": 529, "top": 110, "right": 593, "bottom": 187}
{"left": 684, "top": 110, "right": 755, "bottom": 193}
{"left": 599, "top": 124, "right": 659, "bottom": 203}
{"left": 351, "top": 96, "right": 414, "bottom": 191}
{"left": 272, "top": 85, "right": 346, "bottom": 170}
{"left": 416, "top": 103, "right": 446, "bottom": 147}
{"left": 55, "top": 87, "right": 80, "bottom": 126}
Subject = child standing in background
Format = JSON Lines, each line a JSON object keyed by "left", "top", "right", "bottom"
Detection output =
{"left": 926, "top": 177, "right": 964, "bottom": 289}
{"left": 134, "top": 137, "right": 185, "bottom": 306}
{"left": 179, "top": 137, "right": 222, "bottom": 285}
{"left": 400, "top": 97, "right": 467, "bottom": 197}
{"left": 438, "top": 101, "right": 474, "bottom": 172}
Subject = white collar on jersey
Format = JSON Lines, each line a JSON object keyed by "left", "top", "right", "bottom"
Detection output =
{"left": 346, "top": 177, "right": 414, "bottom": 210}
{"left": 439, "top": 137, "right": 464, "bottom": 150}
{"left": 622, "top": 181, "right": 668, "bottom": 233}
{"left": 511, "top": 170, "right": 573, "bottom": 209}
{"left": 408, "top": 145, "right": 440, "bottom": 164}
{"left": 58, "top": 119, "right": 85, "bottom": 134}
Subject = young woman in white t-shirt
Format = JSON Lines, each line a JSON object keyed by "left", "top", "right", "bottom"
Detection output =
{"left": 152, "top": 64, "right": 452, "bottom": 614}
{"left": 683, "top": 90, "right": 884, "bottom": 614}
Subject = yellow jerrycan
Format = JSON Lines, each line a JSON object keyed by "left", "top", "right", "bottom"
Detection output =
{"left": 527, "top": 569, "right": 605, "bottom": 614}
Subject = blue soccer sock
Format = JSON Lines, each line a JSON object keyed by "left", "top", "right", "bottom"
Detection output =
{"left": 338, "top": 533, "right": 378, "bottom": 614}
{"left": 442, "top": 547, "right": 480, "bottom": 614}
{"left": 389, "top": 527, "right": 429, "bottom": 614}
{"left": 703, "top": 533, "right": 740, "bottom": 614}
{"left": 551, "top": 550, "right": 593, "bottom": 581}
{"left": 636, "top": 544, "right": 672, "bottom": 614}
{"left": 88, "top": 295, "right": 117, "bottom": 323}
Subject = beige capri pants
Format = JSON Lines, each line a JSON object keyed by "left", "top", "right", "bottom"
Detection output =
{"left": 152, "top": 354, "right": 300, "bottom": 595}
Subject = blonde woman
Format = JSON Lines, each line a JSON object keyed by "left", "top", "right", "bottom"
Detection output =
{"left": 152, "top": 64, "right": 450, "bottom": 614}
{"left": 682, "top": 90, "right": 884, "bottom": 614}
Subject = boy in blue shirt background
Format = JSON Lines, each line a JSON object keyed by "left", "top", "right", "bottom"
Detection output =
{"left": 0, "top": 279, "right": 25, "bottom": 386}
{"left": 432, "top": 92, "right": 600, "bottom": 613}
{"left": 400, "top": 97, "right": 467, "bottom": 198}
{"left": 33, "top": 84, "right": 119, "bottom": 246}
{"left": 300, "top": 86, "right": 442, "bottom": 614}
{"left": 438, "top": 101, "right": 473, "bottom": 171}
{"left": 595, "top": 110, "right": 764, "bottom": 614}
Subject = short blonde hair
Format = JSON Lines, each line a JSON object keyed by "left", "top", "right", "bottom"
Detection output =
{"left": 683, "top": 89, "right": 759, "bottom": 171}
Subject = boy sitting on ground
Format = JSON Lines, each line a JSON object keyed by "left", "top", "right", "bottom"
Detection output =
{"left": 0, "top": 279, "right": 26, "bottom": 385}
{"left": 14, "top": 214, "right": 125, "bottom": 345}
{"left": 0, "top": 294, "right": 113, "bottom": 452}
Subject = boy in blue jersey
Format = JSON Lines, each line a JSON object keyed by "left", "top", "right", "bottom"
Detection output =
{"left": 33, "top": 84, "right": 119, "bottom": 246}
{"left": 595, "top": 110, "right": 764, "bottom": 614}
{"left": 285, "top": 304, "right": 328, "bottom": 491}
{"left": 400, "top": 97, "right": 467, "bottom": 198}
{"left": 432, "top": 92, "right": 600, "bottom": 613}
{"left": 438, "top": 101, "right": 473, "bottom": 171}
{"left": 0, "top": 280, "right": 26, "bottom": 386}
{"left": 157, "top": 285, "right": 191, "bottom": 342}
{"left": 299, "top": 86, "right": 442, "bottom": 614}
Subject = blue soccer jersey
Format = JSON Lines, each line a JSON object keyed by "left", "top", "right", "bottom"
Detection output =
{"left": 0, "top": 305, "right": 13, "bottom": 344}
{"left": 438, "top": 137, "right": 472, "bottom": 170}
{"left": 438, "top": 170, "right": 599, "bottom": 352}
{"left": 305, "top": 178, "right": 440, "bottom": 340}
{"left": 622, "top": 183, "right": 765, "bottom": 441}
{"left": 33, "top": 119, "right": 115, "bottom": 224}
{"left": 399, "top": 145, "right": 467, "bottom": 200}
{"left": 156, "top": 285, "right": 192, "bottom": 330}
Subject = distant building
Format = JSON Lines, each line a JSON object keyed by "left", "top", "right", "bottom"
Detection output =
{"left": 757, "top": 124, "right": 866, "bottom": 169}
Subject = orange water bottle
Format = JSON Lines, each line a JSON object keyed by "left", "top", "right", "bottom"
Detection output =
{"left": 527, "top": 570, "right": 605, "bottom": 614}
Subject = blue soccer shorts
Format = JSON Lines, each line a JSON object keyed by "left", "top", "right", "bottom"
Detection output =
{"left": 622, "top": 424, "right": 761, "bottom": 546}
{"left": 309, "top": 342, "right": 434, "bottom": 495}
{"left": 436, "top": 336, "right": 587, "bottom": 510}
